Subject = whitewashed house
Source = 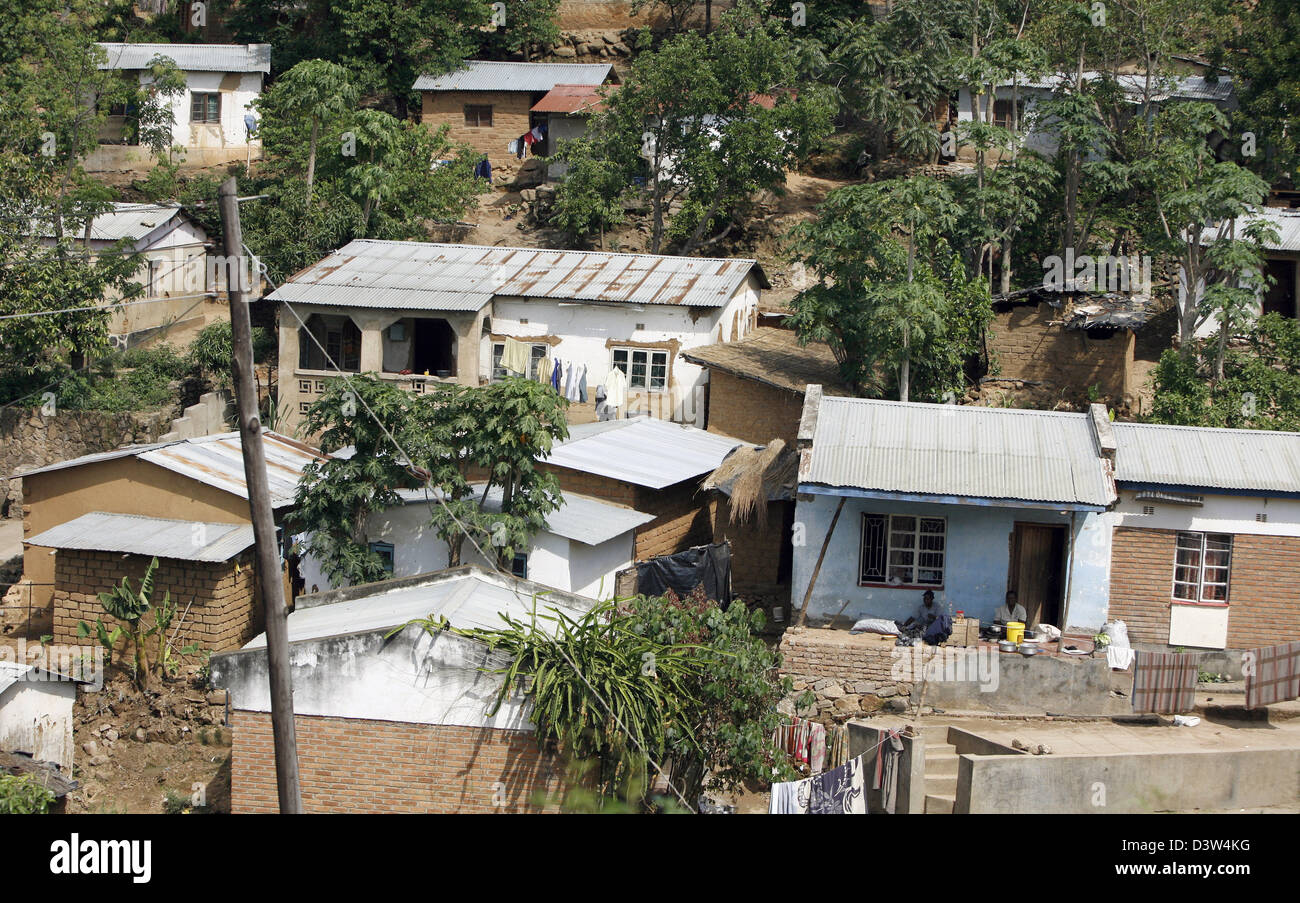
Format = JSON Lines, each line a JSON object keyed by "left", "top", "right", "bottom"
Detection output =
{"left": 270, "top": 240, "right": 768, "bottom": 435}
{"left": 1189, "top": 206, "right": 1300, "bottom": 337}
{"left": 297, "top": 484, "right": 655, "bottom": 600}
{"left": 954, "top": 73, "right": 1238, "bottom": 158}
{"left": 89, "top": 42, "right": 270, "bottom": 171}
{"left": 0, "top": 663, "right": 80, "bottom": 773}
{"left": 37, "top": 202, "right": 216, "bottom": 347}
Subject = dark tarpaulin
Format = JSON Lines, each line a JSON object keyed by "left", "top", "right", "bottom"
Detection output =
{"left": 635, "top": 543, "right": 732, "bottom": 605}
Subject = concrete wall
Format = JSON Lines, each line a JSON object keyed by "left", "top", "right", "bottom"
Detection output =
{"left": 296, "top": 498, "right": 635, "bottom": 600}
{"left": 489, "top": 276, "right": 760, "bottom": 427}
{"left": 0, "top": 677, "right": 76, "bottom": 771}
{"left": 847, "top": 721, "right": 925, "bottom": 814}
{"left": 277, "top": 301, "right": 488, "bottom": 437}
{"left": 791, "top": 492, "right": 1112, "bottom": 632}
{"left": 956, "top": 747, "right": 1300, "bottom": 813}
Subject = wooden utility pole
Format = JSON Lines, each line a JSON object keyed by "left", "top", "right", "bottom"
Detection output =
{"left": 218, "top": 177, "right": 303, "bottom": 813}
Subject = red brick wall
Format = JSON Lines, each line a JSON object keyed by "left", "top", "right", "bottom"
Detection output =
{"left": 51, "top": 549, "right": 263, "bottom": 654}
{"left": 421, "top": 90, "right": 535, "bottom": 173}
{"left": 231, "top": 710, "right": 566, "bottom": 813}
{"left": 990, "top": 301, "right": 1134, "bottom": 404}
{"left": 1109, "top": 526, "right": 1300, "bottom": 649}
{"left": 706, "top": 370, "right": 805, "bottom": 446}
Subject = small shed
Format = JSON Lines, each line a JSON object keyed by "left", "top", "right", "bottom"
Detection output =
{"left": 415, "top": 60, "right": 616, "bottom": 175}
{"left": 0, "top": 662, "right": 81, "bottom": 772}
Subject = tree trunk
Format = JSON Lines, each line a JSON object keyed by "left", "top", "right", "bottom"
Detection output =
{"left": 306, "top": 117, "right": 320, "bottom": 199}
{"left": 899, "top": 326, "right": 911, "bottom": 403}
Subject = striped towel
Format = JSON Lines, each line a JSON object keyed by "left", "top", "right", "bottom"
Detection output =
{"left": 1245, "top": 642, "right": 1300, "bottom": 710}
{"left": 1132, "top": 651, "right": 1201, "bottom": 714}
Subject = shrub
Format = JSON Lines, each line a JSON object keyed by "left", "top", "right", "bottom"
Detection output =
{"left": 0, "top": 774, "right": 56, "bottom": 814}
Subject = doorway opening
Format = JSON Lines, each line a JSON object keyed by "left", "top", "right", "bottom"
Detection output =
{"left": 1009, "top": 522, "right": 1067, "bottom": 628}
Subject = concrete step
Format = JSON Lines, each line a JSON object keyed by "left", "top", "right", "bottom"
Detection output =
{"left": 925, "top": 773, "right": 958, "bottom": 797}
{"left": 925, "top": 752, "right": 959, "bottom": 777}
{"left": 924, "top": 793, "right": 955, "bottom": 814}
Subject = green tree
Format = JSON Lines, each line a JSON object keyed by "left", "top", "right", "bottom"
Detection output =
{"left": 254, "top": 59, "right": 360, "bottom": 200}
{"left": 291, "top": 376, "right": 415, "bottom": 588}
{"left": 1150, "top": 314, "right": 1300, "bottom": 432}
{"left": 553, "top": 12, "right": 834, "bottom": 253}
{"left": 788, "top": 176, "right": 986, "bottom": 402}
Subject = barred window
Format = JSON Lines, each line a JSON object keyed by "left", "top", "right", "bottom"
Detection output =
{"left": 861, "top": 513, "right": 946, "bottom": 587}
{"left": 1173, "top": 532, "right": 1231, "bottom": 603}
{"left": 611, "top": 347, "right": 668, "bottom": 391}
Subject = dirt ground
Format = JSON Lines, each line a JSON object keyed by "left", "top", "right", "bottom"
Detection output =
{"left": 64, "top": 667, "right": 232, "bottom": 814}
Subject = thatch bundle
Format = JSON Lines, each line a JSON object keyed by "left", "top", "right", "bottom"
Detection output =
{"left": 704, "top": 439, "right": 798, "bottom": 527}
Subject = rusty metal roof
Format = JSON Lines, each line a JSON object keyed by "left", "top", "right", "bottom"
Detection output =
{"left": 139, "top": 432, "right": 322, "bottom": 509}
{"left": 97, "top": 42, "right": 271, "bottom": 73}
{"left": 16, "top": 431, "right": 322, "bottom": 510}
{"left": 26, "top": 512, "right": 254, "bottom": 562}
{"left": 531, "top": 83, "right": 609, "bottom": 115}
{"left": 267, "top": 240, "right": 768, "bottom": 310}
{"left": 801, "top": 397, "right": 1115, "bottom": 508}
{"left": 414, "top": 60, "right": 612, "bottom": 92}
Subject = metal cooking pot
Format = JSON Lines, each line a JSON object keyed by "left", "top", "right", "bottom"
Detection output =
{"left": 1018, "top": 644, "right": 1039, "bottom": 656}
{"left": 998, "top": 640, "right": 1018, "bottom": 653}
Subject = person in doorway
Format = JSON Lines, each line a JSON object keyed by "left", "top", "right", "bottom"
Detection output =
{"left": 995, "top": 590, "right": 1027, "bottom": 623}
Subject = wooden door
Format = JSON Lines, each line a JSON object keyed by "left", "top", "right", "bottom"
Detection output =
{"left": 1009, "top": 523, "right": 1066, "bottom": 627}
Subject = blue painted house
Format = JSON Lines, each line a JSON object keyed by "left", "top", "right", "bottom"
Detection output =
{"left": 791, "top": 389, "right": 1119, "bottom": 632}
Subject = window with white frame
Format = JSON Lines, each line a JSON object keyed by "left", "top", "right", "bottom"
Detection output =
{"left": 491, "top": 342, "right": 548, "bottom": 381}
{"left": 860, "top": 513, "right": 946, "bottom": 587}
{"left": 611, "top": 347, "right": 668, "bottom": 391}
{"left": 1173, "top": 532, "right": 1232, "bottom": 603}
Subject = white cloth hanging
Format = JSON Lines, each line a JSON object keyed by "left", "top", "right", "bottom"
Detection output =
{"left": 565, "top": 363, "right": 585, "bottom": 402}
{"left": 605, "top": 367, "right": 627, "bottom": 410}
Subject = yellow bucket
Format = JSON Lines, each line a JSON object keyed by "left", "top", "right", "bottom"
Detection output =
{"left": 1005, "top": 622, "right": 1025, "bottom": 644}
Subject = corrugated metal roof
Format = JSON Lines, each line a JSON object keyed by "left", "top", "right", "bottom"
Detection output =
{"left": 26, "top": 512, "right": 254, "bottom": 562}
{"left": 268, "top": 239, "right": 766, "bottom": 310}
{"left": 96, "top": 42, "right": 271, "bottom": 73}
{"left": 1113, "top": 422, "right": 1300, "bottom": 494}
{"left": 16, "top": 432, "right": 322, "bottom": 510}
{"left": 242, "top": 567, "right": 593, "bottom": 648}
{"left": 0, "top": 663, "right": 34, "bottom": 696}
{"left": 34, "top": 202, "right": 185, "bottom": 244}
{"left": 996, "top": 72, "right": 1236, "bottom": 103}
{"left": 139, "top": 432, "right": 321, "bottom": 509}
{"left": 531, "top": 83, "right": 609, "bottom": 114}
{"left": 544, "top": 416, "right": 746, "bottom": 489}
{"left": 397, "top": 483, "right": 654, "bottom": 545}
{"left": 802, "top": 398, "right": 1114, "bottom": 507}
{"left": 414, "top": 60, "right": 612, "bottom": 92}
{"left": 1199, "top": 206, "right": 1300, "bottom": 253}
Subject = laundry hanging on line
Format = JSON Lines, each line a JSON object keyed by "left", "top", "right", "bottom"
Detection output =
{"left": 499, "top": 337, "right": 531, "bottom": 375}
{"left": 1245, "top": 641, "right": 1300, "bottom": 709}
{"left": 1131, "top": 650, "right": 1202, "bottom": 714}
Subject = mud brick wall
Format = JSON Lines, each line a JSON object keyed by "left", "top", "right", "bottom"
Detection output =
{"left": 231, "top": 710, "right": 566, "bottom": 813}
{"left": 705, "top": 370, "right": 806, "bottom": 446}
{"left": 713, "top": 496, "right": 790, "bottom": 594}
{"left": 51, "top": 549, "right": 263, "bottom": 654}
{"left": 543, "top": 464, "right": 715, "bottom": 561}
{"left": 1109, "top": 526, "right": 1300, "bottom": 649}
{"left": 421, "top": 90, "right": 534, "bottom": 172}
{"left": 989, "top": 302, "right": 1133, "bottom": 403}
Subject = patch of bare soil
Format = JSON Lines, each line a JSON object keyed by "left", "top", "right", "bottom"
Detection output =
{"left": 65, "top": 667, "right": 231, "bottom": 814}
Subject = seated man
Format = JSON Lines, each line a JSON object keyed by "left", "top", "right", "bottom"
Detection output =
{"left": 903, "top": 590, "right": 941, "bottom": 631}
{"left": 995, "top": 590, "right": 1028, "bottom": 624}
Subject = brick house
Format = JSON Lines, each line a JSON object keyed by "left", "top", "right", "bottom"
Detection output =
{"left": 31, "top": 513, "right": 264, "bottom": 654}
{"left": 210, "top": 566, "right": 593, "bottom": 813}
{"left": 986, "top": 287, "right": 1170, "bottom": 414}
{"left": 415, "top": 60, "right": 616, "bottom": 178}
{"left": 14, "top": 431, "right": 322, "bottom": 614}
{"left": 681, "top": 326, "right": 850, "bottom": 446}
{"left": 540, "top": 416, "right": 745, "bottom": 563}
{"left": 1106, "top": 421, "right": 1300, "bottom": 650}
